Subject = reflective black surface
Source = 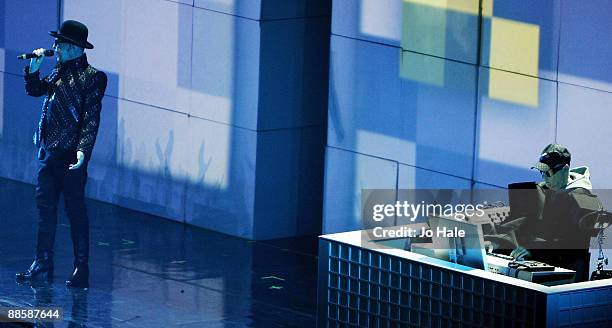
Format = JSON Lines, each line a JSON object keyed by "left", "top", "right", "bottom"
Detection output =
{"left": 0, "top": 178, "right": 318, "bottom": 327}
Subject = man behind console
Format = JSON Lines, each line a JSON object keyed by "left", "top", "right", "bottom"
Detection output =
{"left": 512, "top": 144, "right": 602, "bottom": 282}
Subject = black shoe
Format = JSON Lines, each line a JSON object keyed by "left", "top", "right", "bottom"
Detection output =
{"left": 65, "top": 265, "right": 89, "bottom": 288}
{"left": 16, "top": 253, "right": 54, "bottom": 283}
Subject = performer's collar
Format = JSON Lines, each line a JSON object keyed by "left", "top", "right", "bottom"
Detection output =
{"left": 59, "top": 53, "right": 88, "bottom": 70}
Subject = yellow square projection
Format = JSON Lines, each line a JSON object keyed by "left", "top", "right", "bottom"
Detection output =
{"left": 489, "top": 69, "right": 539, "bottom": 107}
{"left": 481, "top": 0, "right": 493, "bottom": 17}
{"left": 401, "top": 0, "right": 480, "bottom": 56}
{"left": 403, "top": 0, "right": 480, "bottom": 16}
{"left": 401, "top": 0, "right": 447, "bottom": 58}
{"left": 400, "top": 50, "right": 445, "bottom": 87}
{"left": 488, "top": 17, "right": 540, "bottom": 107}
{"left": 489, "top": 17, "right": 540, "bottom": 77}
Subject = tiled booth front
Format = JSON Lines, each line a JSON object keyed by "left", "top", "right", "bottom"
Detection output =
{"left": 317, "top": 231, "right": 612, "bottom": 327}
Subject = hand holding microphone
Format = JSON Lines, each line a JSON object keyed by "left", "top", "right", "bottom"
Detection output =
{"left": 17, "top": 49, "right": 54, "bottom": 60}
{"left": 19, "top": 48, "right": 54, "bottom": 73}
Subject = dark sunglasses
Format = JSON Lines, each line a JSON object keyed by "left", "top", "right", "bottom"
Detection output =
{"left": 540, "top": 170, "right": 554, "bottom": 178}
{"left": 540, "top": 164, "right": 565, "bottom": 178}
{"left": 53, "top": 40, "right": 69, "bottom": 47}
{"left": 538, "top": 152, "right": 568, "bottom": 178}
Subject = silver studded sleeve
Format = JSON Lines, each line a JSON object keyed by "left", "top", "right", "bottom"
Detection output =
{"left": 24, "top": 66, "right": 50, "bottom": 97}
{"left": 76, "top": 71, "right": 107, "bottom": 161}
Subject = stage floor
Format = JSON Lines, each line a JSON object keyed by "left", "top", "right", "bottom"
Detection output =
{"left": 0, "top": 178, "right": 317, "bottom": 327}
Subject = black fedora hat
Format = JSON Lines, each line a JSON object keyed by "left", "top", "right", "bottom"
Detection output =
{"left": 49, "top": 20, "right": 94, "bottom": 49}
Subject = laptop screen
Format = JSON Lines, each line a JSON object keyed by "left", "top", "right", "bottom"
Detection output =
{"left": 508, "top": 182, "right": 544, "bottom": 220}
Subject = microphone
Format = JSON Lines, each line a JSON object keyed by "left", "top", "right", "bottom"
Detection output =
{"left": 17, "top": 49, "right": 55, "bottom": 60}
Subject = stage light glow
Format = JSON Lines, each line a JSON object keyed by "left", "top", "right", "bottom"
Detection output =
{"left": 359, "top": 0, "right": 403, "bottom": 41}
{"left": 355, "top": 130, "right": 414, "bottom": 222}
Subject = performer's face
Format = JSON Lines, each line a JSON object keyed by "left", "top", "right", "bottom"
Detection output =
{"left": 52, "top": 40, "right": 73, "bottom": 63}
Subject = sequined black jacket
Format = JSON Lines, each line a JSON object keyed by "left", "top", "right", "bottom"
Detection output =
{"left": 24, "top": 54, "right": 107, "bottom": 161}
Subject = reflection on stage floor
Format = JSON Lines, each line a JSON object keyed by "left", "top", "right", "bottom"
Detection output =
{"left": 0, "top": 178, "right": 317, "bottom": 327}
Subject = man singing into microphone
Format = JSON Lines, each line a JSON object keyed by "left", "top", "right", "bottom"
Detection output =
{"left": 15, "top": 20, "right": 107, "bottom": 288}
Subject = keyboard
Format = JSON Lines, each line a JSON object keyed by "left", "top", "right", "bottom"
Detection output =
{"left": 464, "top": 206, "right": 510, "bottom": 235}
{"left": 482, "top": 206, "right": 510, "bottom": 225}
{"left": 486, "top": 254, "right": 575, "bottom": 286}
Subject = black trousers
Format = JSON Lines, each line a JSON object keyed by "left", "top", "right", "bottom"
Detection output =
{"left": 35, "top": 147, "right": 89, "bottom": 268}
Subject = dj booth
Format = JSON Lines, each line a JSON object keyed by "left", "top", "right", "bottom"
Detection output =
{"left": 317, "top": 229, "right": 612, "bottom": 327}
